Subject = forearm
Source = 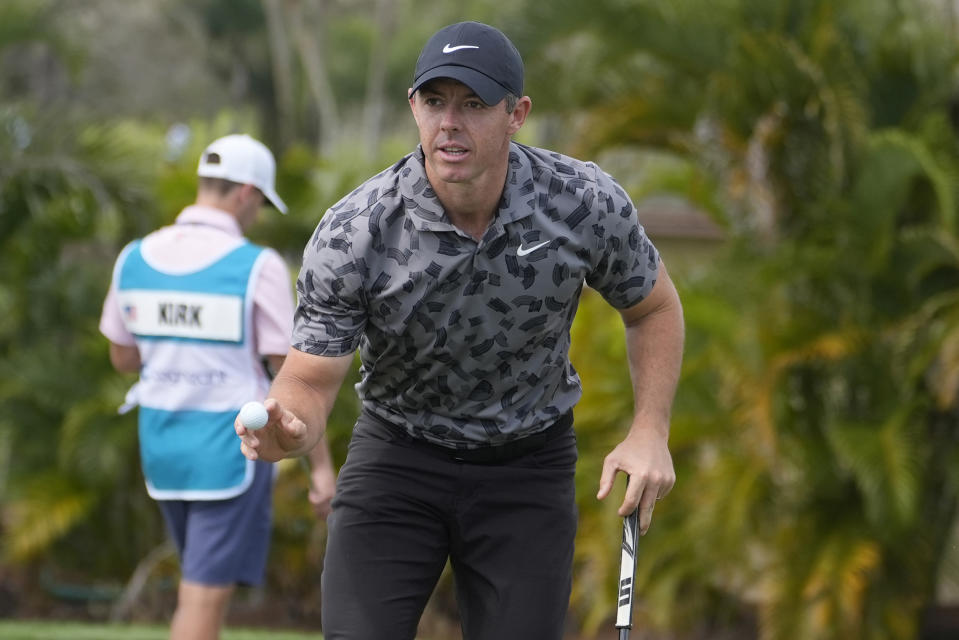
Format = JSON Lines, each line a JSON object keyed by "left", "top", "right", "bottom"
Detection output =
{"left": 307, "top": 432, "right": 334, "bottom": 470}
{"left": 266, "top": 348, "right": 353, "bottom": 458}
{"left": 267, "top": 372, "right": 337, "bottom": 457}
{"left": 306, "top": 433, "right": 336, "bottom": 520}
{"left": 623, "top": 270, "right": 684, "bottom": 437}
{"left": 109, "top": 342, "right": 141, "bottom": 373}
{"left": 625, "top": 314, "right": 683, "bottom": 434}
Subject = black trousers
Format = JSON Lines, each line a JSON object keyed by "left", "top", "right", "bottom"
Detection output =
{"left": 321, "top": 411, "right": 578, "bottom": 640}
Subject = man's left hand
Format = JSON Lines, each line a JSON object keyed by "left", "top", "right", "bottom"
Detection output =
{"left": 596, "top": 423, "right": 675, "bottom": 535}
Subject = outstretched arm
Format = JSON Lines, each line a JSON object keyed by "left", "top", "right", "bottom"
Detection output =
{"left": 236, "top": 346, "right": 354, "bottom": 462}
{"left": 596, "top": 261, "right": 684, "bottom": 535}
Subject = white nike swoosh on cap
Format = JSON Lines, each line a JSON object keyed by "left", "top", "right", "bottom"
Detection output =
{"left": 443, "top": 43, "right": 480, "bottom": 53}
{"left": 517, "top": 240, "right": 551, "bottom": 256}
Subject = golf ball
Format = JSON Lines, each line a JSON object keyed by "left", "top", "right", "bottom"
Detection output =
{"left": 239, "top": 401, "right": 269, "bottom": 430}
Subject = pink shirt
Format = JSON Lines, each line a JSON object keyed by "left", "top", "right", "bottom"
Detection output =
{"left": 100, "top": 205, "right": 294, "bottom": 356}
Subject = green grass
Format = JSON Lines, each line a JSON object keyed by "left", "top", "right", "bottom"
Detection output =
{"left": 0, "top": 620, "right": 322, "bottom": 640}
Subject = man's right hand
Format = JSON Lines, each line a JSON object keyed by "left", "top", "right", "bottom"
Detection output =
{"left": 235, "top": 397, "right": 310, "bottom": 462}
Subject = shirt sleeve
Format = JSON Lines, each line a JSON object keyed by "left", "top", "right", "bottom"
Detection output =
{"left": 290, "top": 214, "right": 368, "bottom": 357}
{"left": 584, "top": 165, "right": 660, "bottom": 309}
{"left": 252, "top": 248, "right": 296, "bottom": 357}
{"left": 99, "top": 285, "right": 137, "bottom": 346}
{"left": 100, "top": 245, "right": 137, "bottom": 346}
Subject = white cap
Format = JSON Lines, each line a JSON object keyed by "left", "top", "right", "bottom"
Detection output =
{"left": 197, "top": 134, "right": 288, "bottom": 214}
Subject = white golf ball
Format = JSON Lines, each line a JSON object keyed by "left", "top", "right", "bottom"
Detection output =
{"left": 239, "top": 401, "right": 269, "bottom": 430}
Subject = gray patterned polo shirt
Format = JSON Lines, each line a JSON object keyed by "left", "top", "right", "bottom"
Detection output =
{"left": 293, "top": 142, "right": 660, "bottom": 449}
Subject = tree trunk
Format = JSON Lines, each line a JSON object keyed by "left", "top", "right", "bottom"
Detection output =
{"left": 287, "top": 0, "right": 340, "bottom": 154}
{"left": 362, "top": 0, "right": 397, "bottom": 159}
{"left": 263, "top": 0, "right": 296, "bottom": 148}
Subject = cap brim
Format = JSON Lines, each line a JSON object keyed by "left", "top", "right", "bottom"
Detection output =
{"left": 261, "top": 186, "right": 288, "bottom": 214}
{"left": 411, "top": 65, "right": 508, "bottom": 106}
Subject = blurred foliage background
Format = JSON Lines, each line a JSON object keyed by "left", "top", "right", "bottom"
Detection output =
{"left": 3, "top": 0, "right": 959, "bottom": 638}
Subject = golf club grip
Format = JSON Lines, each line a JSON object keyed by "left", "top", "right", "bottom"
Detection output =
{"left": 615, "top": 508, "right": 639, "bottom": 635}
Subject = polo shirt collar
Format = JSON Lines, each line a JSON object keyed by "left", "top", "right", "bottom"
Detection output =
{"left": 399, "top": 143, "right": 536, "bottom": 234}
{"left": 175, "top": 205, "right": 243, "bottom": 237}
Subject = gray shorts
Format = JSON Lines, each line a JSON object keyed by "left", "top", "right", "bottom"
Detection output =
{"left": 158, "top": 459, "right": 274, "bottom": 586}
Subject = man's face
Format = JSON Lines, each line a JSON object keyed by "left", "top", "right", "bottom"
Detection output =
{"left": 409, "top": 79, "right": 528, "bottom": 188}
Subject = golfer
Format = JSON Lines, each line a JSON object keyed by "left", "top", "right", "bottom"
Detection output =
{"left": 236, "top": 21, "right": 683, "bottom": 640}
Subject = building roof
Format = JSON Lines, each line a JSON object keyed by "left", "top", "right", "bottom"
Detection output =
{"left": 637, "top": 197, "right": 725, "bottom": 241}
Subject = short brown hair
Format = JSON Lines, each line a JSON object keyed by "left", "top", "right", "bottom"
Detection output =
{"left": 198, "top": 176, "right": 242, "bottom": 196}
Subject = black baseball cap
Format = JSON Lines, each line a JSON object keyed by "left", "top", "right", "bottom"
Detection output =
{"left": 411, "top": 21, "right": 524, "bottom": 106}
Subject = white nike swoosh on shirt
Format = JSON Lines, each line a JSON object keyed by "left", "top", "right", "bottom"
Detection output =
{"left": 443, "top": 44, "right": 480, "bottom": 53}
{"left": 517, "top": 240, "right": 551, "bottom": 256}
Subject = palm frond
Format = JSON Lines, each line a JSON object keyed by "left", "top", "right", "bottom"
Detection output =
{"left": 826, "top": 410, "right": 922, "bottom": 531}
